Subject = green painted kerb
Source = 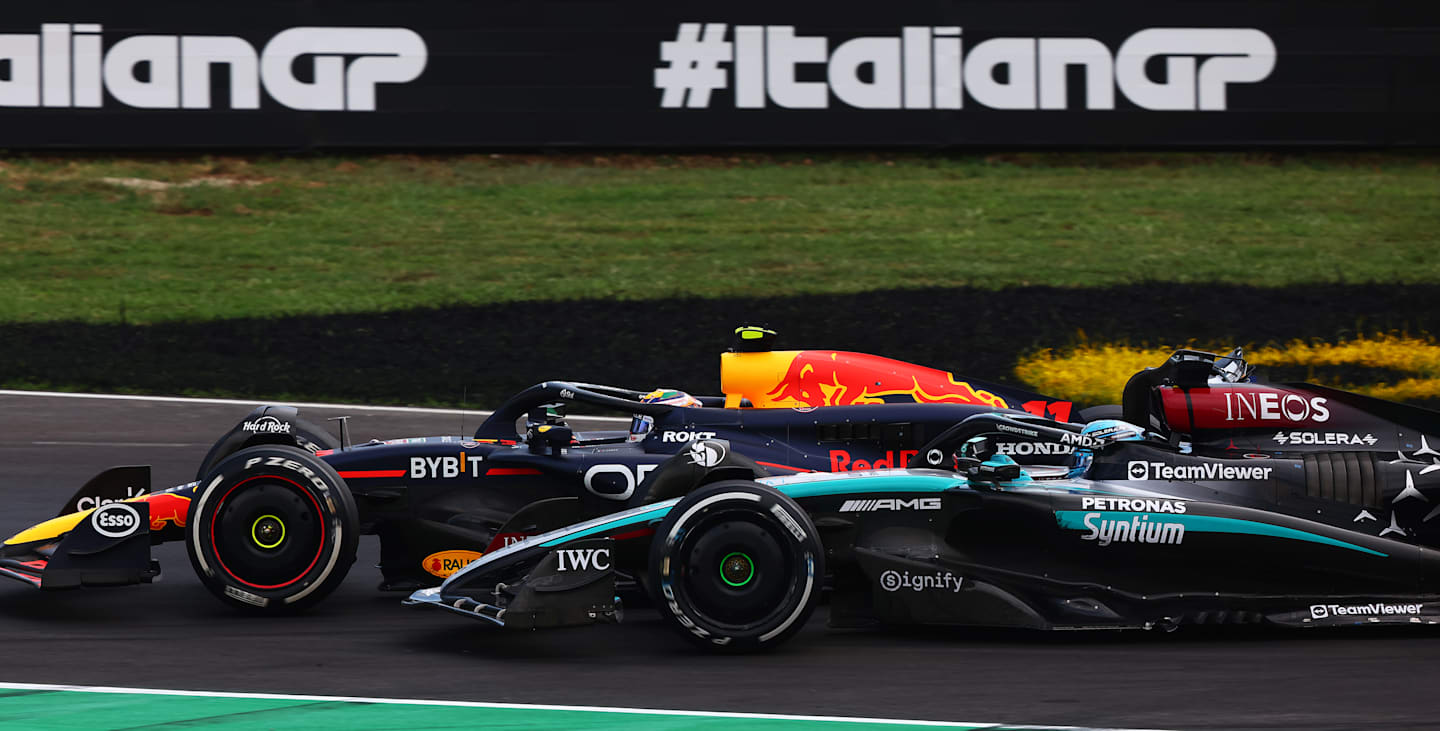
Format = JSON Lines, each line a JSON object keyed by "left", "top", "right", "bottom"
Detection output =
{"left": 0, "top": 686, "right": 1105, "bottom": 731}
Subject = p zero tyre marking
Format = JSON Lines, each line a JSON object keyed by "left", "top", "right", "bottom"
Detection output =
{"left": 665, "top": 492, "right": 762, "bottom": 546}
{"left": 190, "top": 475, "right": 226, "bottom": 577}
{"left": 209, "top": 475, "right": 325, "bottom": 590}
{"left": 759, "top": 553, "right": 815, "bottom": 643}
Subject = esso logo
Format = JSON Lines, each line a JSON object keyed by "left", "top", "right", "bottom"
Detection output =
{"left": 91, "top": 502, "right": 141, "bottom": 538}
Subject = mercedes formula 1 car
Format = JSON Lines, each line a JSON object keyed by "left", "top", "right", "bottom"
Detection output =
{"left": 407, "top": 348, "right": 1440, "bottom": 650}
{"left": 0, "top": 332, "right": 1077, "bottom": 612}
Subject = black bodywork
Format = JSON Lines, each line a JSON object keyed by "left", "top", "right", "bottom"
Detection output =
{"left": 407, "top": 349, "right": 1440, "bottom": 649}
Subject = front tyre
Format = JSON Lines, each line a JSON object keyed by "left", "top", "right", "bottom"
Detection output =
{"left": 186, "top": 445, "right": 358, "bottom": 613}
{"left": 649, "top": 480, "right": 823, "bottom": 652}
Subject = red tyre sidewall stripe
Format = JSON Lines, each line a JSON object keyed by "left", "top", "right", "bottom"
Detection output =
{"left": 209, "top": 474, "right": 327, "bottom": 591}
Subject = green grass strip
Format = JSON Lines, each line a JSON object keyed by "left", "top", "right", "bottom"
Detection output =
{"left": 0, "top": 684, "right": 1115, "bottom": 731}
{"left": 2, "top": 152, "right": 1437, "bottom": 325}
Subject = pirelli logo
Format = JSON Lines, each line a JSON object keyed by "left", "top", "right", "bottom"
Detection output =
{"left": 839, "top": 497, "right": 942, "bottom": 512}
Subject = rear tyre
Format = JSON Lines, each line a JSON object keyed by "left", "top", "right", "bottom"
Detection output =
{"left": 649, "top": 480, "right": 823, "bottom": 652}
{"left": 186, "top": 445, "right": 357, "bottom": 613}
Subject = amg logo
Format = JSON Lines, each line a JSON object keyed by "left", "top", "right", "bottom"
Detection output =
{"left": 840, "top": 497, "right": 942, "bottom": 512}
{"left": 1080, "top": 512, "right": 1184, "bottom": 546}
{"left": 998, "top": 442, "right": 1073, "bottom": 456}
{"left": 1128, "top": 461, "right": 1273, "bottom": 481}
{"left": 555, "top": 547, "right": 611, "bottom": 572}
{"left": 1310, "top": 602, "right": 1422, "bottom": 619}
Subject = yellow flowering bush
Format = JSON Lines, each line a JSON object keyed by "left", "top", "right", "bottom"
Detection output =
{"left": 1017, "top": 334, "right": 1440, "bottom": 406}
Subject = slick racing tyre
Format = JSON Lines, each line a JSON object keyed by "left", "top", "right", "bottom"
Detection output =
{"left": 649, "top": 480, "right": 823, "bottom": 652}
{"left": 186, "top": 445, "right": 358, "bottom": 613}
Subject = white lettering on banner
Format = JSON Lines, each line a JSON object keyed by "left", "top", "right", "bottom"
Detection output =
{"left": 0, "top": 23, "right": 426, "bottom": 110}
{"left": 656, "top": 24, "right": 1275, "bottom": 111}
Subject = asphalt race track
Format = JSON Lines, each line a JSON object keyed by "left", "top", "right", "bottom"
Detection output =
{"left": 3, "top": 392, "right": 1439, "bottom": 731}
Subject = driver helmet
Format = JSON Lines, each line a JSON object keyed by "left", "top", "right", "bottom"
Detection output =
{"left": 628, "top": 388, "right": 702, "bottom": 442}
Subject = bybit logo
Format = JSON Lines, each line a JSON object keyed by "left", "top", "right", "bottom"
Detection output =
{"left": 0, "top": 23, "right": 426, "bottom": 110}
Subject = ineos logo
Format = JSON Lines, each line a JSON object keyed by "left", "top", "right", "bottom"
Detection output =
{"left": 91, "top": 502, "right": 140, "bottom": 539}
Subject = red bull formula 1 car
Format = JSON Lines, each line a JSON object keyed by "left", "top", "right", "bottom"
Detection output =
{"left": 408, "top": 348, "right": 1440, "bottom": 650}
{"left": 0, "top": 330, "right": 1079, "bottom": 611}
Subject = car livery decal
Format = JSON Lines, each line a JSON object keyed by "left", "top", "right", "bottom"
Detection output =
{"left": 1054, "top": 511, "right": 1387, "bottom": 557}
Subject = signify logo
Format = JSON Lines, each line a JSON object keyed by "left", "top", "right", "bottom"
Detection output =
{"left": 0, "top": 23, "right": 426, "bottom": 110}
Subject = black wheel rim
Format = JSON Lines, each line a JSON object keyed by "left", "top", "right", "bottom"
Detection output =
{"left": 211, "top": 476, "right": 325, "bottom": 590}
{"left": 672, "top": 507, "right": 800, "bottom": 631}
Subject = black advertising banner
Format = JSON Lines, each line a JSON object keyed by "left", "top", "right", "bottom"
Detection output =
{"left": 0, "top": 2, "right": 1436, "bottom": 149}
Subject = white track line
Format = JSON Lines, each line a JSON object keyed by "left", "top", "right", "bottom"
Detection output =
{"left": 0, "top": 389, "right": 629, "bottom": 423}
{"left": 0, "top": 682, "right": 1167, "bottom": 730}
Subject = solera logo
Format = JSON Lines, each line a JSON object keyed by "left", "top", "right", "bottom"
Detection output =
{"left": 0, "top": 23, "right": 427, "bottom": 110}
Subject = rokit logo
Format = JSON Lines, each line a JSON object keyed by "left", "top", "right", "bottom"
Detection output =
{"left": 0, "top": 23, "right": 426, "bottom": 110}
{"left": 656, "top": 24, "right": 1274, "bottom": 111}
{"left": 90, "top": 502, "right": 141, "bottom": 539}
{"left": 1127, "top": 461, "right": 1273, "bottom": 481}
{"left": 839, "top": 497, "right": 941, "bottom": 512}
{"left": 661, "top": 430, "right": 717, "bottom": 443}
{"left": 555, "top": 547, "right": 611, "bottom": 572}
{"left": 242, "top": 416, "right": 291, "bottom": 434}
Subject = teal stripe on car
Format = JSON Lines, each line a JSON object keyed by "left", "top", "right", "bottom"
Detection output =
{"left": 770, "top": 474, "right": 966, "bottom": 499}
{"left": 1054, "top": 511, "right": 1387, "bottom": 557}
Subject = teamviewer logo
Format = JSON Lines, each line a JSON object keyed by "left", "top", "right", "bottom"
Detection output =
{"left": 1127, "top": 461, "right": 1149, "bottom": 480}
{"left": 1310, "top": 604, "right": 1329, "bottom": 619}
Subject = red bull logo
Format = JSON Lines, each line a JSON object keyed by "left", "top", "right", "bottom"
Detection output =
{"left": 144, "top": 493, "right": 192, "bottom": 532}
{"left": 830, "top": 449, "right": 919, "bottom": 472}
{"left": 766, "top": 351, "right": 1008, "bottom": 409}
